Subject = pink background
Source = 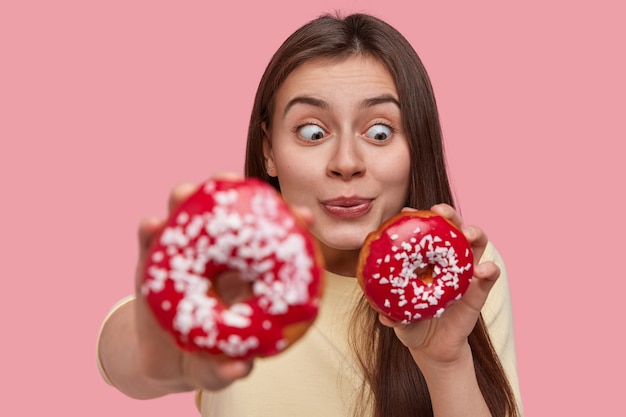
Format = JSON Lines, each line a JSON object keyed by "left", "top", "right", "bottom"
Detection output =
{"left": 1, "top": 0, "right": 624, "bottom": 415}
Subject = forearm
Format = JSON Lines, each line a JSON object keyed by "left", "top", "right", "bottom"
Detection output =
{"left": 97, "top": 298, "right": 191, "bottom": 399}
{"left": 411, "top": 344, "right": 492, "bottom": 417}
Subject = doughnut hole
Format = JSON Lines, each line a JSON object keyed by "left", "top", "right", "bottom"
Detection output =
{"left": 214, "top": 270, "right": 253, "bottom": 305}
{"left": 413, "top": 264, "right": 435, "bottom": 285}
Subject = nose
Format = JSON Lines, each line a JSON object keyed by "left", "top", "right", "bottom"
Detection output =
{"left": 326, "top": 134, "right": 366, "bottom": 180}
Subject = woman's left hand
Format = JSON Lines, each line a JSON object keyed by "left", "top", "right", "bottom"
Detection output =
{"left": 378, "top": 203, "right": 501, "bottom": 364}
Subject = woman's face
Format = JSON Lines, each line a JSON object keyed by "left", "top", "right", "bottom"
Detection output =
{"left": 264, "top": 55, "right": 411, "bottom": 272}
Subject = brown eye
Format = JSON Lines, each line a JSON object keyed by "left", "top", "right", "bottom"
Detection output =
{"left": 365, "top": 124, "right": 392, "bottom": 141}
{"left": 298, "top": 124, "right": 327, "bottom": 141}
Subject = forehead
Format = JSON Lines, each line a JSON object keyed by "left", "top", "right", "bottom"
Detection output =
{"left": 276, "top": 55, "right": 398, "bottom": 103}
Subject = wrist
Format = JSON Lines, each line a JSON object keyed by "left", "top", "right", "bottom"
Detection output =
{"left": 410, "top": 343, "right": 491, "bottom": 417}
{"left": 409, "top": 341, "right": 474, "bottom": 377}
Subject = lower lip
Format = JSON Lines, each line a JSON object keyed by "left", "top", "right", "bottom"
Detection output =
{"left": 322, "top": 202, "right": 372, "bottom": 219}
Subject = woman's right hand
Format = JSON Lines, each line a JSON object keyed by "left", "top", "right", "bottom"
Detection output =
{"left": 131, "top": 175, "right": 254, "bottom": 394}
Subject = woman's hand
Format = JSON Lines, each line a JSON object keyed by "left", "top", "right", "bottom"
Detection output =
{"left": 378, "top": 203, "right": 501, "bottom": 364}
{"left": 101, "top": 172, "right": 317, "bottom": 397}
{"left": 130, "top": 172, "right": 255, "bottom": 394}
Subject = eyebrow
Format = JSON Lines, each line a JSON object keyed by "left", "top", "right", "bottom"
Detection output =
{"left": 282, "top": 94, "right": 400, "bottom": 118}
{"left": 360, "top": 94, "right": 401, "bottom": 109}
{"left": 283, "top": 96, "right": 329, "bottom": 117}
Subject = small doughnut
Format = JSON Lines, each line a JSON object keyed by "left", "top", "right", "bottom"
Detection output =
{"left": 357, "top": 211, "right": 473, "bottom": 323}
{"left": 141, "top": 178, "right": 324, "bottom": 359}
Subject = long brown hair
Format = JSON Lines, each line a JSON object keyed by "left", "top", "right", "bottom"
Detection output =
{"left": 245, "top": 12, "right": 519, "bottom": 417}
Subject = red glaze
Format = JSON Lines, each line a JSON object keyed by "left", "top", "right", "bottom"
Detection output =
{"left": 142, "top": 178, "right": 324, "bottom": 359}
{"left": 357, "top": 211, "right": 473, "bottom": 323}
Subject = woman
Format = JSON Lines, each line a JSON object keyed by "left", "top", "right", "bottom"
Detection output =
{"left": 98, "top": 13, "right": 522, "bottom": 416}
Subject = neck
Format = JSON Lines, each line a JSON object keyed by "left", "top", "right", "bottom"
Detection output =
{"left": 319, "top": 243, "right": 360, "bottom": 277}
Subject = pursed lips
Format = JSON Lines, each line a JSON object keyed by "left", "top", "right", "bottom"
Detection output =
{"left": 320, "top": 197, "right": 373, "bottom": 218}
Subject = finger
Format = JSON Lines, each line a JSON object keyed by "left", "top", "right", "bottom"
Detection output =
{"left": 463, "top": 224, "right": 489, "bottom": 262}
{"left": 430, "top": 203, "right": 462, "bottom": 229}
{"left": 463, "top": 224, "right": 488, "bottom": 247}
{"left": 184, "top": 355, "right": 254, "bottom": 391}
{"left": 135, "top": 216, "right": 165, "bottom": 293}
{"left": 168, "top": 182, "right": 198, "bottom": 214}
{"left": 461, "top": 261, "right": 500, "bottom": 312}
{"left": 213, "top": 359, "right": 254, "bottom": 382}
{"left": 434, "top": 261, "right": 500, "bottom": 340}
{"left": 211, "top": 171, "right": 242, "bottom": 181}
{"left": 138, "top": 216, "right": 164, "bottom": 253}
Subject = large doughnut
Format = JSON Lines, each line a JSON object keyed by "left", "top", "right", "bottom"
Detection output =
{"left": 141, "top": 178, "right": 324, "bottom": 359}
{"left": 357, "top": 211, "right": 473, "bottom": 323}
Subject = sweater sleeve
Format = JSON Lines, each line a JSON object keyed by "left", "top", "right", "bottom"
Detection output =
{"left": 480, "top": 242, "right": 524, "bottom": 415}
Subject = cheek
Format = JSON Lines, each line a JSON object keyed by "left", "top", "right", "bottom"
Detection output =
{"left": 377, "top": 150, "right": 411, "bottom": 208}
{"left": 273, "top": 151, "right": 321, "bottom": 203}
{"left": 380, "top": 150, "right": 411, "bottom": 187}
{"left": 275, "top": 151, "right": 315, "bottom": 180}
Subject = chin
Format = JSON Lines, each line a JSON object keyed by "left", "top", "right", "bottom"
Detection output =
{"left": 314, "top": 229, "right": 368, "bottom": 252}
{"left": 312, "top": 212, "right": 389, "bottom": 251}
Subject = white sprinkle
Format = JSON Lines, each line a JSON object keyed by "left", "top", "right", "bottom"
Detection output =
{"left": 390, "top": 233, "right": 399, "bottom": 240}
{"left": 176, "top": 212, "right": 190, "bottom": 225}
{"left": 203, "top": 181, "right": 216, "bottom": 194}
{"left": 221, "top": 303, "right": 253, "bottom": 328}
{"left": 214, "top": 189, "right": 238, "bottom": 206}
{"left": 170, "top": 254, "right": 193, "bottom": 271}
{"left": 217, "top": 334, "right": 259, "bottom": 357}
{"left": 161, "top": 226, "right": 189, "bottom": 247}
{"left": 276, "top": 339, "right": 288, "bottom": 351}
{"left": 185, "top": 215, "right": 204, "bottom": 239}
